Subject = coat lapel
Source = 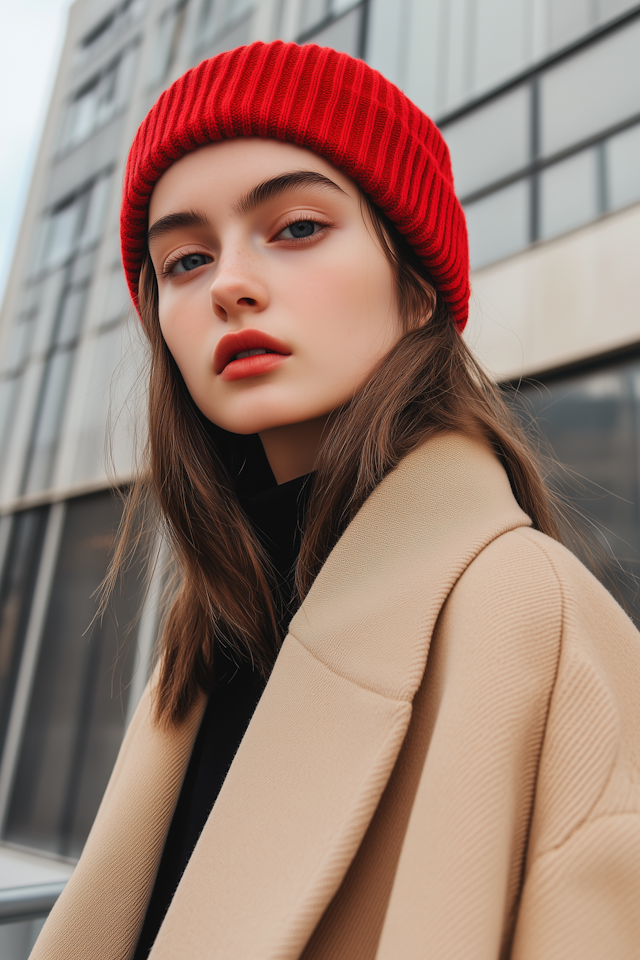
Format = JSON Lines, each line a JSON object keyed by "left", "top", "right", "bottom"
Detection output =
{"left": 150, "top": 434, "right": 531, "bottom": 959}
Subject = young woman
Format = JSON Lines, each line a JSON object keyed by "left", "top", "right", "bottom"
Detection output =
{"left": 32, "top": 41, "right": 640, "bottom": 960}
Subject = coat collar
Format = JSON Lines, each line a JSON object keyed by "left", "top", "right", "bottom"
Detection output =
{"left": 36, "top": 434, "right": 530, "bottom": 960}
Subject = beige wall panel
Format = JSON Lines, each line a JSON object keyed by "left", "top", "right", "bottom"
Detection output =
{"left": 467, "top": 201, "right": 640, "bottom": 380}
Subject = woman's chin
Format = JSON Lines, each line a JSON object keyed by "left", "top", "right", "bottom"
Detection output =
{"left": 205, "top": 411, "right": 315, "bottom": 437}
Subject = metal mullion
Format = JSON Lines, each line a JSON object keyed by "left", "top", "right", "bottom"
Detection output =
{"left": 596, "top": 139, "right": 608, "bottom": 215}
{"left": 0, "top": 501, "right": 66, "bottom": 835}
{"left": 451, "top": 109, "right": 640, "bottom": 208}
{"left": 530, "top": 75, "right": 540, "bottom": 243}
{"left": 434, "top": 4, "right": 640, "bottom": 127}
{"left": 358, "top": 0, "right": 370, "bottom": 60}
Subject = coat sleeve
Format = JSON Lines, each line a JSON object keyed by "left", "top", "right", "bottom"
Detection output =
{"left": 376, "top": 526, "right": 640, "bottom": 960}
{"left": 509, "top": 529, "right": 640, "bottom": 959}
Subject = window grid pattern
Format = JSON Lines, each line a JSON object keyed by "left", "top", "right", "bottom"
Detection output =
{"left": 60, "top": 46, "right": 137, "bottom": 153}
{"left": 439, "top": 10, "right": 640, "bottom": 270}
{"left": 0, "top": 172, "right": 113, "bottom": 501}
{"left": 0, "top": 492, "right": 142, "bottom": 861}
{"left": 148, "top": 0, "right": 190, "bottom": 87}
{"left": 514, "top": 356, "right": 640, "bottom": 624}
{"left": 74, "top": 0, "right": 146, "bottom": 69}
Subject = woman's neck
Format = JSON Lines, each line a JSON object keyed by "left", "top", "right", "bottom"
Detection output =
{"left": 258, "top": 415, "right": 328, "bottom": 484}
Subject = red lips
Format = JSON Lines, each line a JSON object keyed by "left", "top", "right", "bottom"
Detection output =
{"left": 214, "top": 329, "right": 291, "bottom": 382}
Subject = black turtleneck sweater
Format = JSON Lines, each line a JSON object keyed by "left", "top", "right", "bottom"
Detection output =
{"left": 133, "top": 470, "right": 311, "bottom": 960}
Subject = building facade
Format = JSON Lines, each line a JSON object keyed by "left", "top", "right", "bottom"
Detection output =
{"left": 0, "top": 0, "right": 639, "bottom": 954}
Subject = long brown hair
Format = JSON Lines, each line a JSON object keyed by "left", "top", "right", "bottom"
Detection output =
{"left": 112, "top": 194, "right": 562, "bottom": 727}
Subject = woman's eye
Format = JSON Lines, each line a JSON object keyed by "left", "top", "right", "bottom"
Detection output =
{"left": 278, "top": 220, "right": 320, "bottom": 240}
{"left": 169, "top": 253, "right": 212, "bottom": 274}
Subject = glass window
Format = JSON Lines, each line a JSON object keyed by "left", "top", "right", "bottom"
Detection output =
{"left": 31, "top": 270, "right": 67, "bottom": 357}
{"left": 541, "top": 18, "right": 640, "bottom": 156}
{"left": 539, "top": 148, "right": 599, "bottom": 240}
{"left": 100, "top": 268, "right": 131, "bottom": 328}
{"left": 41, "top": 200, "right": 85, "bottom": 272}
{"left": 464, "top": 180, "right": 530, "bottom": 269}
{"left": 80, "top": 176, "right": 112, "bottom": 249}
{"left": 1, "top": 319, "right": 33, "bottom": 376}
{"left": 0, "top": 916, "right": 46, "bottom": 958}
{"left": 606, "top": 122, "right": 640, "bottom": 211}
{"left": 548, "top": 0, "right": 593, "bottom": 51}
{"left": 148, "top": 1, "right": 188, "bottom": 86}
{"left": 73, "top": 323, "right": 139, "bottom": 484}
{"left": 61, "top": 49, "right": 135, "bottom": 152}
{"left": 515, "top": 360, "right": 640, "bottom": 619}
{"left": 300, "top": 0, "right": 328, "bottom": 33}
{"left": 302, "top": 2, "right": 362, "bottom": 55}
{"left": 110, "top": 46, "right": 136, "bottom": 112}
{"left": 77, "top": 0, "right": 146, "bottom": 64}
{"left": 198, "top": 0, "right": 217, "bottom": 45}
{"left": 82, "top": 9, "right": 118, "bottom": 48}
{"left": 28, "top": 225, "right": 49, "bottom": 282}
{"left": 22, "top": 348, "right": 76, "bottom": 496}
{"left": 473, "top": 0, "right": 531, "bottom": 94}
{"left": 0, "top": 509, "right": 49, "bottom": 761}
{"left": 55, "top": 286, "right": 88, "bottom": 349}
{"left": 441, "top": 86, "right": 530, "bottom": 198}
{"left": 4, "top": 491, "right": 142, "bottom": 859}
{"left": 597, "top": 0, "right": 640, "bottom": 21}
{"left": 209, "top": 12, "right": 252, "bottom": 54}
{"left": 0, "top": 362, "right": 43, "bottom": 505}
{"left": 71, "top": 250, "right": 97, "bottom": 286}
{"left": 0, "top": 376, "right": 23, "bottom": 472}
{"left": 62, "top": 80, "right": 100, "bottom": 149}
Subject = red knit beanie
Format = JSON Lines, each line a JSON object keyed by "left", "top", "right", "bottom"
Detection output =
{"left": 121, "top": 41, "right": 469, "bottom": 330}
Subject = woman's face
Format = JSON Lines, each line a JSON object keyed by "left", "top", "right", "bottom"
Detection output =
{"left": 148, "top": 138, "right": 400, "bottom": 452}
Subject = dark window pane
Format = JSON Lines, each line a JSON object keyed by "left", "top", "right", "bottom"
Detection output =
{"left": 516, "top": 361, "right": 640, "bottom": 619}
{"left": 0, "top": 509, "right": 49, "bottom": 757}
{"left": 54, "top": 285, "right": 88, "bottom": 348}
{"left": 548, "top": 0, "right": 593, "bottom": 50}
{"left": 5, "top": 491, "right": 143, "bottom": 859}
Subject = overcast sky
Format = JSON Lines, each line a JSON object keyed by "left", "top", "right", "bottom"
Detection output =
{"left": 0, "top": 0, "right": 75, "bottom": 306}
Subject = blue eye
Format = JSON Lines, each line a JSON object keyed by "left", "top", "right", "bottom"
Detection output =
{"left": 280, "top": 221, "right": 318, "bottom": 239}
{"left": 171, "top": 253, "right": 212, "bottom": 274}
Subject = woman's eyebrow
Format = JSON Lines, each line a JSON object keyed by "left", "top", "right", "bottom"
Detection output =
{"left": 147, "top": 172, "right": 345, "bottom": 246}
{"left": 235, "top": 170, "right": 346, "bottom": 215}
{"left": 148, "top": 209, "right": 210, "bottom": 246}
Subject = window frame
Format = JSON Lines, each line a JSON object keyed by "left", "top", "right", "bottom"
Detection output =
{"left": 438, "top": 5, "right": 640, "bottom": 266}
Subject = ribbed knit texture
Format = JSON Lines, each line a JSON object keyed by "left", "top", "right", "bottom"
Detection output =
{"left": 120, "top": 41, "right": 470, "bottom": 329}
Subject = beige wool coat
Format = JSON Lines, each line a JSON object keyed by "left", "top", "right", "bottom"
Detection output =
{"left": 31, "top": 433, "right": 640, "bottom": 959}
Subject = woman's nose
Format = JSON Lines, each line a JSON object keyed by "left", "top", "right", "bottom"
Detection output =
{"left": 209, "top": 252, "right": 266, "bottom": 322}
